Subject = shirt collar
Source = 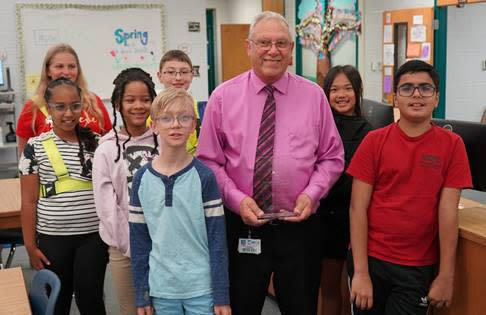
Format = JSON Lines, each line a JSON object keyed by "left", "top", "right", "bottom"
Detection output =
{"left": 250, "top": 70, "right": 289, "bottom": 95}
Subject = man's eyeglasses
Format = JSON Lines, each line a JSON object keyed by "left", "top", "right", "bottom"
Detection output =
{"left": 48, "top": 102, "right": 83, "bottom": 112}
{"left": 397, "top": 83, "right": 436, "bottom": 98}
{"left": 249, "top": 39, "right": 292, "bottom": 51}
{"left": 162, "top": 69, "right": 193, "bottom": 78}
{"left": 154, "top": 115, "right": 195, "bottom": 127}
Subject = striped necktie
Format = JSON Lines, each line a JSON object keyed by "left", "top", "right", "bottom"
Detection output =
{"left": 253, "top": 85, "right": 276, "bottom": 212}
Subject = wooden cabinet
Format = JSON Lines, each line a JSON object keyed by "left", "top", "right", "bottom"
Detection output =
{"left": 434, "top": 206, "right": 486, "bottom": 315}
{"left": 438, "top": 0, "right": 486, "bottom": 6}
{"left": 437, "top": 0, "right": 462, "bottom": 5}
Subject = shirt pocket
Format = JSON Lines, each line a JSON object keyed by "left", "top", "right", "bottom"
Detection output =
{"left": 288, "top": 128, "right": 318, "bottom": 160}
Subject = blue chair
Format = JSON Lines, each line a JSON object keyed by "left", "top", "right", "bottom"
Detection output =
{"left": 0, "top": 227, "right": 24, "bottom": 268}
{"left": 29, "top": 269, "right": 61, "bottom": 315}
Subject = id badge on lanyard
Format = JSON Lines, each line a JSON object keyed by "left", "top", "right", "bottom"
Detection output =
{"left": 238, "top": 229, "right": 261, "bottom": 255}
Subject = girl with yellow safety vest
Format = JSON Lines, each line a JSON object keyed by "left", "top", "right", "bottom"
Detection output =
{"left": 93, "top": 68, "right": 158, "bottom": 315}
{"left": 19, "top": 78, "right": 108, "bottom": 315}
{"left": 16, "top": 43, "right": 112, "bottom": 154}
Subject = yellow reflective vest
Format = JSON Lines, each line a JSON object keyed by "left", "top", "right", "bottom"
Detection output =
{"left": 39, "top": 136, "right": 93, "bottom": 198}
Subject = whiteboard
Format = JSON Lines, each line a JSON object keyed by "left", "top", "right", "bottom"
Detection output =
{"left": 17, "top": 3, "right": 165, "bottom": 100}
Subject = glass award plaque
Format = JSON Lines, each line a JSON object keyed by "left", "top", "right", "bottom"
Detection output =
{"left": 256, "top": 172, "right": 299, "bottom": 220}
{"left": 257, "top": 210, "right": 298, "bottom": 220}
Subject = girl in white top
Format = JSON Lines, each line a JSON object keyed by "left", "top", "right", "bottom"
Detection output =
{"left": 20, "top": 77, "right": 107, "bottom": 315}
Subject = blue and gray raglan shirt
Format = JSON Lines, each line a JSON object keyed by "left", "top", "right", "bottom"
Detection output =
{"left": 128, "top": 158, "right": 229, "bottom": 307}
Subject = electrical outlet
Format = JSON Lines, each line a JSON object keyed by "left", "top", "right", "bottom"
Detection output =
{"left": 0, "top": 49, "right": 7, "bottom": 61}
{"left": 371, "top": 61, "right": 377, "bottom": 72}
{"left": 371, "top": 61, "right": 382, "bottom": 72}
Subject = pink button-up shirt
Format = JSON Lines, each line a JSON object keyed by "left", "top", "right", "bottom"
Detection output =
{"left": 197, "top": 70, "right": 344, "bottom": 214}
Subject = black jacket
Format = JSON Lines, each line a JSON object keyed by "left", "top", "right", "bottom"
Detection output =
{"left": 318, "top": 112, "right": 372, "bottom": 217}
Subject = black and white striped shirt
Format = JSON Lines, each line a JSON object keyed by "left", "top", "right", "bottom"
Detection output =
{"left": 19, "top": 130, "right": 99, "bottom": 235}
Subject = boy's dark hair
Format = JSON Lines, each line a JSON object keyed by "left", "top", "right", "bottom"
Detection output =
{"left": 44, "top": 77, "right": 98, "bottom": 168}
{"left": 111, "top": 68, "right": 158, "bottom": 163}
{"left": 159, "top": 50, "right": 193, "bottom": 71}
{"left": 322, "top": 65, "right": 364, "bottom": 117}
{"left": 393, "top": 60, "right": 440, "bottom": 93}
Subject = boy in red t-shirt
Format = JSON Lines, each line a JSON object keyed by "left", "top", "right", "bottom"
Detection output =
{"left": 346, "top": 60, "right": 472, "bottom": 315}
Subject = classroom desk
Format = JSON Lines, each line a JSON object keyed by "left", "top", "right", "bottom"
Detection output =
{"left": 0, "top": 178, "right": 21, "bottom": 229}
{"left": 0, "top": 267, "right": 31, "bottom": 314}
{"left": 434, "top": 206, "right": 486, "bottom": 315}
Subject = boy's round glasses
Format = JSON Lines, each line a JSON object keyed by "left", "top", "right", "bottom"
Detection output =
{"left": 397, "top": 84, "right": 436, "bottom": 98}
{"left": 162, "top": 69, "right": 193, "bottom": 78}
{"left": 48, "top": 103, "right": 83, "bottom": 112}
{"left": 249, "top": 39, "right": 291, "bottom": 51}
{"left": 155, "top": 115, "right": 194, "bottom": 127}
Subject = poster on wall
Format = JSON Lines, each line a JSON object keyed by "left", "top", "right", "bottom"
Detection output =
{"left": 383, "top": 75, "right": 392, "bottom": 94}
{"left": 383, "top": 44, "right": 395, "bottom": 66}
{"left": 17, "top": 3, "right": 165, "bottom": 100}
{"left": 413, "top": 15, "right": 423, "bottom": 25}
{"left": 383, "top": 25, "right": 392, "bottom": 43}
{"left": 411, "top": 25, "right": 426, "bottom": 42}
{"left": 420, "top": 42, "right": 431, "bottom": 61}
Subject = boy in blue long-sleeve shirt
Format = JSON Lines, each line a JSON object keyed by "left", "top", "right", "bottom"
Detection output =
{"left": 129, "top": 87, "right": 231, "bottom": 315}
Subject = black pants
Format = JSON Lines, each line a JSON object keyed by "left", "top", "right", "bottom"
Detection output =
{"left": 38, "top": 232, "right": 108, "bottom": 315}
{"left": 347, "top": 251, "right": 436, "bottom": 315}
{"left": 225, "top": 209, "right": 322, "bottom": 315}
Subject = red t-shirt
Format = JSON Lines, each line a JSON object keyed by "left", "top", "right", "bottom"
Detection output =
{"left": 16, "top": 94, "right": 113, "bottom": 139}
{"left": 347, "top": 122, "right": 472, "bottom": 266}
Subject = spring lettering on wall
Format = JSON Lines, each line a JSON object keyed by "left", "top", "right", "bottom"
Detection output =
{"left": 111, "top": 27, "right": 157, "bottom": 70}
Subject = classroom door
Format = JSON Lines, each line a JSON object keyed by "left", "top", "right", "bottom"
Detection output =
{"left": 221, "top": 24, "right": 251, "bottom": 81}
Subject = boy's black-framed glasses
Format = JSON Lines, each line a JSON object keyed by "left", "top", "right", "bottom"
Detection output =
{"left": 397, "top": 83, "right": 436, "bottom": 98}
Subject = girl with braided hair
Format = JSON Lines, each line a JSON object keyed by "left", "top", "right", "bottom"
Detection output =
{"left": 19, "top": 77, "right": 108, "bottom": 315}
{"left": 93, "top": 67, "right": 158, "bottom": 315}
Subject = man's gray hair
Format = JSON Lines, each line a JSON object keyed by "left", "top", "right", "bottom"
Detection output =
{"left": 248, "top": 11, "right": 293, "bottom": 40}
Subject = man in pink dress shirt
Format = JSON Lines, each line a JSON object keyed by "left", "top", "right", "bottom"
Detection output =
{"left": 197, "top": 11, "right": 344, "bottom": 315}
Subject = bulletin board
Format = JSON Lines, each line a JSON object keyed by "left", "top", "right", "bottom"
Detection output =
{"left": 382, "top": 7, "right": 434, "bottom": 104}
{"left": 16, "top": 3, "right": 166, "bottom": 101}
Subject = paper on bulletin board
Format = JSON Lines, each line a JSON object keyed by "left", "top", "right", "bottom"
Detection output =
{"left": 421, "top": 42, "right": 431, "bottom": 61}
{"left": 384, "top": 67, "right": 393, "bottom": 76}
{"left": 413, "top": 15, "right": 423, "bottom": 25}
{"left": 26, "top": 74, "right": 40, "bottom": 94}
{"left": 383, "top": 44, "right": 395, "bottom": 66}
{"left": 383, "top": 75, "right": 392, "bottom": 94}
{"left": 407, "top": 43, "right": 421, "bottom": 58}
{"left": 383, "top": 25, "right": 392, "bottom": 43}
{"left": 411, "top": 25, "right": 426, "bottom": 42}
